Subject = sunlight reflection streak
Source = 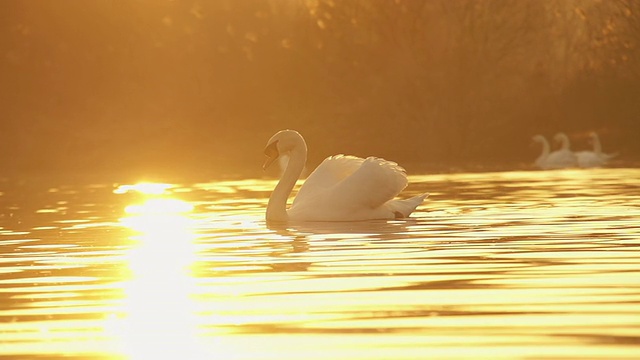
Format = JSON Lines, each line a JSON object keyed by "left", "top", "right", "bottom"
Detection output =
{"left": 107, "top": 192, "right": 215, "bottom": 359}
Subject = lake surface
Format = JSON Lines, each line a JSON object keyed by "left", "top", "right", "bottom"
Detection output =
{"left": 0, "top": 168, "right": 639, "bottom": 359}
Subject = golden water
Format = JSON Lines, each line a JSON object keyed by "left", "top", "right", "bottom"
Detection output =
{"left": 0, "top": 169, "right": 639, "bottom": 359}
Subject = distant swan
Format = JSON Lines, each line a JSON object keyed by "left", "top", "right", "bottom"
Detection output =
{"left": 532, "top": 133, "right": 577, "bottom": 169}
{"left": 263, "top": 130, "right": 428, "bottom": 222}
{"left": 575, "top": 132, "right": 617, "bottom": 168}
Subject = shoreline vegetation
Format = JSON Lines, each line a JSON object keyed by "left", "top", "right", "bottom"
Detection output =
{"left": 2, "top": 1, "right": 639, "bottom": 177}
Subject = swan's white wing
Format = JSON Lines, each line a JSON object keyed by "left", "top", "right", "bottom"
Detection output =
{"left": 329, "top": 157, "right": 408, "bottom": 209}
{"left": 576, "top": 151, "right": 604, "bottom": 168}
{"left": 293, "top": 155, "right": 364, "bottom": 206}
{"left": 288, "top": 156, "right": 422, "bottom": 221}
{"left": 547, "top": 149, "right": 578, "bottom": 168}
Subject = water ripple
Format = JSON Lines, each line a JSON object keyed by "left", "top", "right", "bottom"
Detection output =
{"left": 0, "top": 169, "right": 638, "bottom": 359}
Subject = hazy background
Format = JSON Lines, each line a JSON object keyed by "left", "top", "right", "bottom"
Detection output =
{"left": 2, "top": 0, "right": 639, "bottom": 180}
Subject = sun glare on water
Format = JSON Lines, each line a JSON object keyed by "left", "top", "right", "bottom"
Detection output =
{"left": 107, "top": 183, "right": 218, "bottom": 359}
{"left": 114, "top": 182, "right": 174, "bottom": 195}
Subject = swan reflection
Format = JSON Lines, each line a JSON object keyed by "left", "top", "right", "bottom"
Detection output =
{"left": 267, "top": 218, "right": 416, "bottom": 237}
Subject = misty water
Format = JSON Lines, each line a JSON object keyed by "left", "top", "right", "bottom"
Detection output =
{"left": 0, "top": 168, "right": 639, "bottom": 359}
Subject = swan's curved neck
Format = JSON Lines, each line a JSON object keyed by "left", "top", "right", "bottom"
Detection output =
{"left": 559, "top": 135, "right": 570, "bottom": 150}
{"left": 592, "top": 135, "right": 602, "bottom": 154}
{"left": 536, "top": 138, "right": 550, "bottom": 164}
{"left": 266, "top": 145, "right": 306, "bottom": 222}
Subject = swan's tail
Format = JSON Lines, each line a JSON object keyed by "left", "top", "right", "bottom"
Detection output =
{"left": 388, "top": 193, "right": 428, "bottom": 218}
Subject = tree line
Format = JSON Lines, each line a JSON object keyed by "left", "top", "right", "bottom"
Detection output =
{"left": 1, "top": 0, "right": 639, "bottom": 179}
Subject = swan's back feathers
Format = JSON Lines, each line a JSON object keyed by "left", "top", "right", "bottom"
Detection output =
{"left": 331, "top": 157, "right": 408, "bottom": 209}
{"left": 292, "top": 155, "right": 409, "bottom": 211}
{"left": 545, "top": 149, "right": 578, "bottom": 169}
{"left": 293, "top": 155, "right": 364, "bottom": 206}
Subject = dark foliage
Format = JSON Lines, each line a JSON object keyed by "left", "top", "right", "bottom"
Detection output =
{"left": 1, "top": 0, "right": 639, "bottom": 179}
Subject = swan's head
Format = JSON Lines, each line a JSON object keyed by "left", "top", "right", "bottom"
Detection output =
{"left": 553, "top": 132, "right": 568, "bottom": 142}
{"left": 263, "top": 129, "right": 306, "bottom": 170}
{"left": 532, "top": 135, "right": 546, "bottom": 143}
{"left": 553, "top": 132, "right": 571, "bottom": 149}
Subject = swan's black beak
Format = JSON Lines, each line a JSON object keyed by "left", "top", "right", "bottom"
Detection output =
{"left": 263, "top": 140, "right": 280, "bottom": 170}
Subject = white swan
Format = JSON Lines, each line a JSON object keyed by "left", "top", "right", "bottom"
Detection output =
{"left": 263, "top": 130, "right": 428, "bottom": 222}
{"left": 575, "top": 132, "right": 617, "bottom": 168}
{"left": 550, "top": 132, "right": 578, "bottom": 168}
{"left": 532, "top": 133, "right": 577, "bottom": 169}
{"left": 532, "top": 134, "right": 551, "bottom": 169}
